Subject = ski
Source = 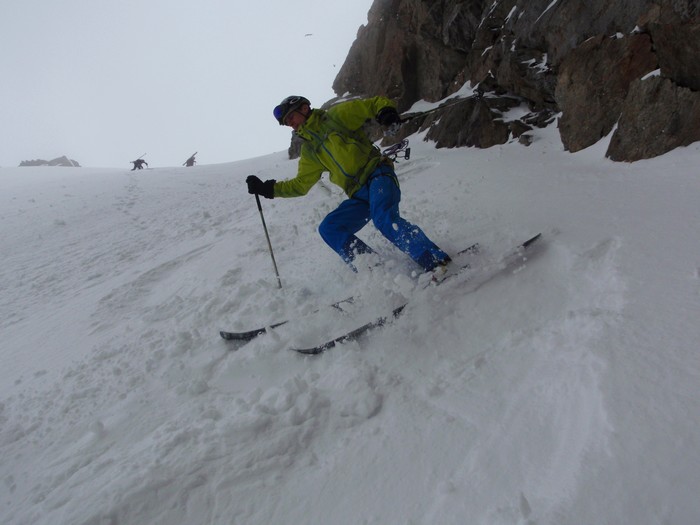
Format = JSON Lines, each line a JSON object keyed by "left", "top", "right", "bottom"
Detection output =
{"left": 291, "top": 233, "right": 541, "bottom": 355}
{"left": 219, "top": 241, "right": 480, "bottom": 343}
{"left": 291, "top": 267, "right": 464, "bottom": 355}
{"left": 295, "top": 304, "right": 407, "bottom": 355}
{"left": 219, "top": 295, "right": 355, "bottom": 341}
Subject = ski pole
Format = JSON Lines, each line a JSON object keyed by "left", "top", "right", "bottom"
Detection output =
{"left": 254, "top": 193, "right": 282, "bottom": 289}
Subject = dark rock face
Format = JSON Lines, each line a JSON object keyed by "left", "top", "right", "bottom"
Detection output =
{"left": 423, "top": 98, "right": 512, "bottom": 149}
{"left": 556, "top": 33, "right": 658, "bottom": 153}
{"left": 607, "top": 76, "right": 700, "bottom": 161}
{"left": 331, "top": 0, "right": 700, "bottom": 162}
{"left": 652, "top": 19, "right": 700, "bottom": 91}
{"left": 333, "top": 0, "right": 473, "bottom": 111}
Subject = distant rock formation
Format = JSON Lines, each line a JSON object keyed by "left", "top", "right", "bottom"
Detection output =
{"left": 19, "top": 156, "right": 81, "bottom": 167}
{"left": 330, "top": 0, "right": 700, "bottom": 162}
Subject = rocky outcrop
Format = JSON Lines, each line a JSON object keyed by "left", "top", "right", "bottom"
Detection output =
{"left": 607, "top": 76, "right": 700, "bottom": 161}
{"left": 331, "top": 0, "right": 700, "bottom": 162}
{"left": 652, "top": 19, "right": 700, "bottom": 90}
{"left": 19, "top": 156, "right": 81, "bottom": 167}
{"left": 423, "top": 98, "right": 510, "bottom": 149}
{"left": 332, "top": 0, "right": 476, "bottom": 110}
{"left": 605, "top": 15, "right": 700, "bottom": 160}
{"left": 556, "top": 33, "right": 658, "bottom": 153}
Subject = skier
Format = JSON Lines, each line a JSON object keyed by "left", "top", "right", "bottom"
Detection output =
{"left": 183, "top": 153, "right": 196, "bottom": 167}
{"left": 246, "top": 95, "right": 450, "bottom": 274}
{"left": 131, "top": 158, "right": 148, "bottom": 170}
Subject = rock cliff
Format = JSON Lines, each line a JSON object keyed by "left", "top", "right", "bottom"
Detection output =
{"left": 332, "top": 0, "right": 700, "bottom": 161}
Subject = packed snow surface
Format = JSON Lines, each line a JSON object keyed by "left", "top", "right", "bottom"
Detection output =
{"left": 2, "top": 124, "right": 700, "bottom": 524}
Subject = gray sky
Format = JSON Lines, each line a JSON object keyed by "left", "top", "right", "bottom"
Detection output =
{"left": 0, "top": 0, "right": 374, "bottom": 168}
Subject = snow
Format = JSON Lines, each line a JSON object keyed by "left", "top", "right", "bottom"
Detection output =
{"left": 406, "top": 82, "right": 476, "bottom": 115}
{"left": 644, "top": 69, "right": 662, "bottom": 80}
{"left": 2, "top": 120, "right": 700, "bottom": 525}
{"left": 536, "top": 0, "right": 560, "bottom": 23}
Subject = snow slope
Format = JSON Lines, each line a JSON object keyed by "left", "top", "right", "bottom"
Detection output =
{"left": 1, "top": 123, "right": 700, "bottom": 525}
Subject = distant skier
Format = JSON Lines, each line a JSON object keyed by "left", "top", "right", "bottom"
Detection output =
{"left": 246, "top": 95, "right": 450, "bottom": 274}
{"left": 183, "top": 153, "right": 197, "bottom": 167}
{"left": 131, "top": 158, "right": 148, "bottom": 171}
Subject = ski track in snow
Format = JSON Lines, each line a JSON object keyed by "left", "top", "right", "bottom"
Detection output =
{"left": 310, "top": 234, "right": 622, "bottom": 524}
{"left": 2, "top": 128, "right": 700, "bottom": 524}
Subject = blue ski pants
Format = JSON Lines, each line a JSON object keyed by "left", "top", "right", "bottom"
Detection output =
{"left": 318, "top": 164, "right": 448, "bottom": 271}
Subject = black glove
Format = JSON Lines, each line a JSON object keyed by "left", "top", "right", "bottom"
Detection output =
{"left": 246, "top": 175, "right": 275, "bottom": 199}
{"left": 376, "top": 107, "right": 401, "bottom": 127}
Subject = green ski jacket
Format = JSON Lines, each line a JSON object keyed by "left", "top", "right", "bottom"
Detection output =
{"left": 273, "top": 96, "right": 397, "bottom": 199}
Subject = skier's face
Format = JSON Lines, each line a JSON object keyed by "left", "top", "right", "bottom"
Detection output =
{"left": 284, "top": 104, "right": 310, "bottom": 130}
